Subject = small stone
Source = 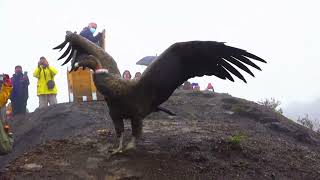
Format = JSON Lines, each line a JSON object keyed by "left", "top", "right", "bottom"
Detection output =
{"left": 224, "top": 111, "right": 234, "bottom": 115}
{"left": 22, "top": 163, "right": 43, "bottom": 171}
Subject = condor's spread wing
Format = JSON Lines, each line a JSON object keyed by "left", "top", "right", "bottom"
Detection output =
{"left": 53, "top": 31, "right": 120, "bottom": 75}
{"left": 138, "top": 41, "right": 266, "bottom": 106}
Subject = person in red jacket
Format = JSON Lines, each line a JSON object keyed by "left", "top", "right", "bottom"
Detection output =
{"left": 206, "top": 83, "right": 214, "bottom": 92}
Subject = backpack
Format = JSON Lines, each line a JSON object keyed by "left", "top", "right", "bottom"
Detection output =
{"left": 0, "top": 121, "right": 12, "bottom": 155}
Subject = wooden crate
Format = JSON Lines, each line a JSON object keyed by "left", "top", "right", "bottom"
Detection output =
{"left": 67, "top": 29, "right": 106, "bottom": 102}
{"left": 67, "top": 68, "right": 104, "bottom": 102}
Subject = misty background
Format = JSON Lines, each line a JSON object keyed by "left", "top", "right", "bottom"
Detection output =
{"left": 0, "top": 0, "right": 319, "bottom": 124}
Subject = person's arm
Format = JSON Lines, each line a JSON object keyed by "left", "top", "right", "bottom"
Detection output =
{"left": 22, "top": 75, "right": 30, "bottom": 87}
{"left": 23, "top": 71, "right": 30, "bottom": 85}
{"left": 0, "top": 75, "right": 12, "bottom": 107}
{"left": 48, "top": 66, "right": 58, "bottom": 77}
{"left": 80, "top": 28, "right": 101, "bottom": 43}
{"left": 9, "top": 77, "right": 14, "bottom": 100}
{"left": 87, "top": 32, "right": 101, "bottom": 43}
{"left": 33, "top": 67, "right": 41, "bottom": 78}
{"left": 25, "top": 76, "right": 30, "bottom": 86}
{"left": 93, "top": 33, "right": 102, "bottom": 43}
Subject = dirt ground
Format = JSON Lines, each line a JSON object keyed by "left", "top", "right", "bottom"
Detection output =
{"left": 0, "top": 91, "right": 319, "bottom": 180}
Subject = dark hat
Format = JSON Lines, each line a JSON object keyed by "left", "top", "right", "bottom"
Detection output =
{"left": 15, "top": 65, "right": 22, "bottom": 69}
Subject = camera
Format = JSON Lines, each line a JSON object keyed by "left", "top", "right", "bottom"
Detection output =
{"left": 0, "top": 74, "right": 4, "bottom": 82}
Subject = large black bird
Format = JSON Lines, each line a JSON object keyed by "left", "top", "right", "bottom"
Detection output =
{"left": 54, "top": 32, "right": 266, "bottom": 154}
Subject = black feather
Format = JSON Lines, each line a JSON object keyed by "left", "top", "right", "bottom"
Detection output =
{"left": 223, "top": 56, "right": 255, "bottom": 77}
{"left": 232, "top": 55, "right": 262, "bottom": 71}
{"left": 219, "top": 58, "right": 246, "bottom": 83}
{"left": 62, "top": 48, "right": 74, "bottom": 65}
{"left": 58, "top": 44, "right": 72, "bottom": 60}
{"left": 53, "top": 40, "right": 68, "bottom": 51}
{"left": 218, "top": 66, "right": 234, "bottom": 82}
{"left": 243, "top": 51, "right": 266, "bottom": 63}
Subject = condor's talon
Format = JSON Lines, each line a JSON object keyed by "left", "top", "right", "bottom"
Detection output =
{"left": 109, "top": 133, "right": 124, "bottom": 155}
{"left": 110, "top": 147, "right": 123, "bottom": 155}
{"left": 124, "top": 137, "right": 136, "bottom": 151}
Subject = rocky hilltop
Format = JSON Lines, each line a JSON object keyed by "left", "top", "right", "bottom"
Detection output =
{"left": 1, "top": 91, "right": 319, "bottom": 180}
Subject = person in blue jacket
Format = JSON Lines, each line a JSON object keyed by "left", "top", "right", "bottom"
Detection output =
{"left": 80, "top": 22, "right": 102, "bottom": 44}
{"left": 10, "top": 65, "right": 29, "bottom": 116}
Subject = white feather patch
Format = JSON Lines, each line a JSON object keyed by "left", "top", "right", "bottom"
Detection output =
{"left": 74, "top": 62, "right": 79, "bottom": 67}
{"left": 95, "top": 69, "right": 109, "bottom": 74}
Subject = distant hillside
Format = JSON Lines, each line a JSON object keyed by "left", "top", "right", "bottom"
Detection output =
{"left": 284, "top": 98, "right": 320, "bottom": 129}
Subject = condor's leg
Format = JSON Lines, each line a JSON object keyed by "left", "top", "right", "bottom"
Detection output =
{"left": 125, "top": 118, "right": 142, "bottom": 151}
{"left": 110, "top": 115, "right": 125, "bottom": 154}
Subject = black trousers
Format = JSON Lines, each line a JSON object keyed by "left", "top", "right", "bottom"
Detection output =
{"left": 11, "top": 100, "right": 27, "bottom": 116}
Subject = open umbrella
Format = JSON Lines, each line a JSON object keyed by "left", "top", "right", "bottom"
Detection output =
{"left": 136, "top": 56, "right": 157, "bottom": 66}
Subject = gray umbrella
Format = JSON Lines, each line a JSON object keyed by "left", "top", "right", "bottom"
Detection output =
{"left": 136, "top": 56, "right": 157, "bottom": 66}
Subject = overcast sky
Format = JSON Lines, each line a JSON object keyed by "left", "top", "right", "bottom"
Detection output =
{"left": 0, "top": 0, "right": 319, "bottom": 114}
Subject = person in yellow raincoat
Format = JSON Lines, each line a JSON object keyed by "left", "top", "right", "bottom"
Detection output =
{"left": 0, "top": 74, "right": 12, "bottom": 118}
{"left": 0, "top": 74, "right": 13, "bottom": 155}
{"left": 33, "top": 56, "right": 58, "bottom": 108}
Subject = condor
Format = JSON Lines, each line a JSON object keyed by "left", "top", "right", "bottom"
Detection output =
{"left": 54, "top": 32, "right": 266, "bottom": 154}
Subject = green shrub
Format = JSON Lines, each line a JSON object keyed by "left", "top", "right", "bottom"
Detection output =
{"left": 228, "top": 133, "right": 246, "bottom": 147}
{"left": 297, "top": 114, "right": 320, "bottom": 132}
{"left": 257, "top": 98, "right": 283, "bottom": 114}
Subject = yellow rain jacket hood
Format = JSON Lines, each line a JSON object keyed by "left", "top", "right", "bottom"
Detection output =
{"left": 33, "top": 66, "right": 58, "bottom": 95}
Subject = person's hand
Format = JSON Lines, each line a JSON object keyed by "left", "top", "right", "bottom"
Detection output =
{"left": 43, "top": 61, "right": 49, "bottom": 67}
{"left": 97, "top": 32, "right": 102, "bottom": 38}
{"left": 101, "top": 29, "right": 105, "bottom": 38}
{"left": 3, "top": 74, "right": 12, "bottom": 87}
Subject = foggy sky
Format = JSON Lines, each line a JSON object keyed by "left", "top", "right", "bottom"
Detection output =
{"left": 0, "top": 0, "right": 319, "bottom": 116}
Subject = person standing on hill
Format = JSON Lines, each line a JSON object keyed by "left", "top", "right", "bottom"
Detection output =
{"left": 33, "top": 57, "right": 58, "bottom": 108}
{"left": 122, "top": 70, "right": 132, "bottom": 80}
{"left": 80, "top": 22, "right": 102, "bottom": 44}
{"left": 133, "top": 72, "right": 142, "bottom": 80}
{"left": 10, "top": 65, "right": 29, "bottom": 116}
{"left": 0, "top": 74, "right": 13, "bottom": 155}
{"left": 0, "top": 74, "right": 12, "bottom": 121}
{"left": 206, "top": 83, "right": 214, "bottom": 92}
